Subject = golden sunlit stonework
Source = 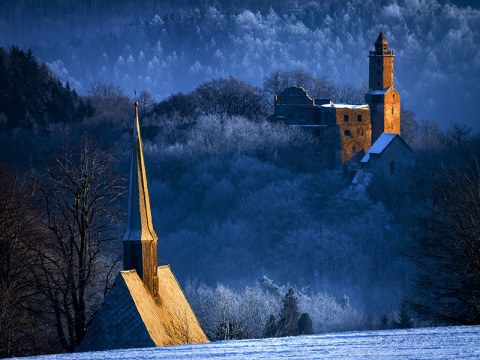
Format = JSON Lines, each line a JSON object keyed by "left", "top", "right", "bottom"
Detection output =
{"left": 270, "top": 31, "right": 401, "bottom": 167}
{"left": 77, "top": 103, "right": 208, "bottom": 352}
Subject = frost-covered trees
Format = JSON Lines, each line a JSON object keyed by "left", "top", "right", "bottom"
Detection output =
{"left": 185, "top": 279, "right": 367, "bottom": 340}
{"left": 9, "top": 0, "right": 479, "bottom": 130}
{"left": 185, "top": 281, "right": 280, "bottom": 340}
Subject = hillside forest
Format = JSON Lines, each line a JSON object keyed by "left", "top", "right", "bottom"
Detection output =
{"left": 1, "top": 0, "right": 480, "bottom": 132}
{"left": 1, "top": 1, "right": 480, "bottom": 357}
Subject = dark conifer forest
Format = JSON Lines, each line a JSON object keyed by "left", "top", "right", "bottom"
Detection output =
{"left": 0, "top": 0, "right": 479, "bottom": 357}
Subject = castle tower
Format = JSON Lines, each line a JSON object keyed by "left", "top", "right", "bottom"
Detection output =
{"left": 122, "top": 102, "right": 159, "bottom": 295}
{"left": 365, "top": 31, "right": 401, "bottom": 144}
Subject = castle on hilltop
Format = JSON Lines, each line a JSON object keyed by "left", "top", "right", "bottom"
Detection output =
{"left": 270, "top": 31, "right": 404, "bottom": 169}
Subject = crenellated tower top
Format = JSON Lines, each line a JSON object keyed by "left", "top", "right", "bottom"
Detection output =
{"left": 368, "top": 31, "right": 395, "bottom": 90}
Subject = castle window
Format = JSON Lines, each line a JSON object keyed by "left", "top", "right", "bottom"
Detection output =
{"left": 344, "top": 114, "right": 349, "bottom": 122}
{"left": 392, "top": 107, "right": 394, "bottom": 115}
{"left": 352, "top": 146, "right": 356, "bottom": 154}
{"left": 357, "top": 114, "right": 362, "bottom": 122}
{"left": 344, "top": 130, "right": 351, "bottom": 136}
{"left": 390, "top": 160, "right": 396, "bottom": 175}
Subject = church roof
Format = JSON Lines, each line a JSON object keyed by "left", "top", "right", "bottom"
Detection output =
{"left": 77, "top": 266, "right": 209, "bottom": 352}
{"left": 122, "top": 102, "right": 157, "bottom": 242}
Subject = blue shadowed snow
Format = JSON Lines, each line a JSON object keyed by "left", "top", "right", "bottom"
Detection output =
{"left": 23, "top": 326, "right": 480, "bottom": 359}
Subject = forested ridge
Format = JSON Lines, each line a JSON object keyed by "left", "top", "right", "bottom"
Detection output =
{"left": 1, "top": 0, "right": 479, "bottom": 131}
{"left": 0, "top": 9, "right": 480, "bottom": 355}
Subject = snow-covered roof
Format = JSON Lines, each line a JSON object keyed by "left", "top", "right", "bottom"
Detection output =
{"left": 365, "top": 88, "right": 390, "bottom": 96}
{"left": 361, "top": 133, "right": 397, "bottom": 163}
{"left": 321, "top": 103, "right": 369, "bottom": 110}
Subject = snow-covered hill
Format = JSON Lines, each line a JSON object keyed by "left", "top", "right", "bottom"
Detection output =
{"left": 26, "top": 326, "right": 480, "bottom": 359}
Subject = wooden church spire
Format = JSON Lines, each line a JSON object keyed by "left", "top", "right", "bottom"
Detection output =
{"left": 122, "top": 102, "right": 159, "bottom": 295}
{"left": 77, "top": 102, "right": 209, "bottom": 352}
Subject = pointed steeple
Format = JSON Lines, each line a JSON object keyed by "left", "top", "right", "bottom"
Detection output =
{"left": 122, "top": 102, "right": 158, "bottom": 295}
{"left": 374, "top": 31, "right": 388, "bottom": 52}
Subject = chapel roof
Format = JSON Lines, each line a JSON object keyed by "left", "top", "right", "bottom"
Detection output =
{"left": 361, "top": 133, "right": 411, "bottom": 163}
{"left": 77, "top": 266, "right": 209, "bottom": 352}
{"left": 361, "top": 133, "right": 397, "bottom": 163}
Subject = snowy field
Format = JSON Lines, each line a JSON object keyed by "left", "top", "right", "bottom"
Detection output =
{"left": 24, "top": 326, "right": 480, "bottom": 359}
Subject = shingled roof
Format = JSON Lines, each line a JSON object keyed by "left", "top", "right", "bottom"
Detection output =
{"left": 77, "top": 266, "right": 209, "bottom": 352}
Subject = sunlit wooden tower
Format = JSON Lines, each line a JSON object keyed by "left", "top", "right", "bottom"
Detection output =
{"left": 122, "top": 101, "right": 159, "bottom": 295}
{"left": 365, "top": 31, "right": 401, "bottom": 144}
{"left": 77, "top": 103, "right": 208, "bottom": 352}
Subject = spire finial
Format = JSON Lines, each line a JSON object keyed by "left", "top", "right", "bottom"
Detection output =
{"left": 134, "top": 101, "right": 141, "bottom": 139}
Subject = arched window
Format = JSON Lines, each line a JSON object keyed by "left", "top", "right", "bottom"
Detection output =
{"left": 390, "top": 160, "right": 396, "bottom": 175}
{"left": 357, "top": 114, "right": 362, "bottom": 122}
{"left": 344, "top": 130, "right": 351, "bottom": 136}
{"left": 344, "top": 114, "right": 349, "bottom": 122}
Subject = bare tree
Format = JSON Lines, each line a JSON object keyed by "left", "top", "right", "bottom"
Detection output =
{"left": 409, "top": 141, "right": 480, "bottom": 325}
{"left": 32, "top": 136, "right": 125, "bottom": 351}
{"left": 194, "top": 77, "right": 268, "bottom": 122}
{"left": 335, "top": 81, "right": 366, "bottom": 104}
{"left": 138, "top": 90, "right": 155, "bottom": 119}
{"left": 311, "top": 75, "right": 337, "bottom": 100}
{"left": 416, "top": 119, "right": 443, "bottom": 149}
{"left": 440, "top": 122, "right": 473, "bottom": 148}
{"left": 0, "top": 163, "right": 52, "bottom": 357}
{"left": 400, "top": 108, "right": 419, "bottom": 148}
{"left": 262, "top": 70, "right": 284, "bottom": 97}
{"left": 86, "top": 82, "right": 131, "bottom": 128}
